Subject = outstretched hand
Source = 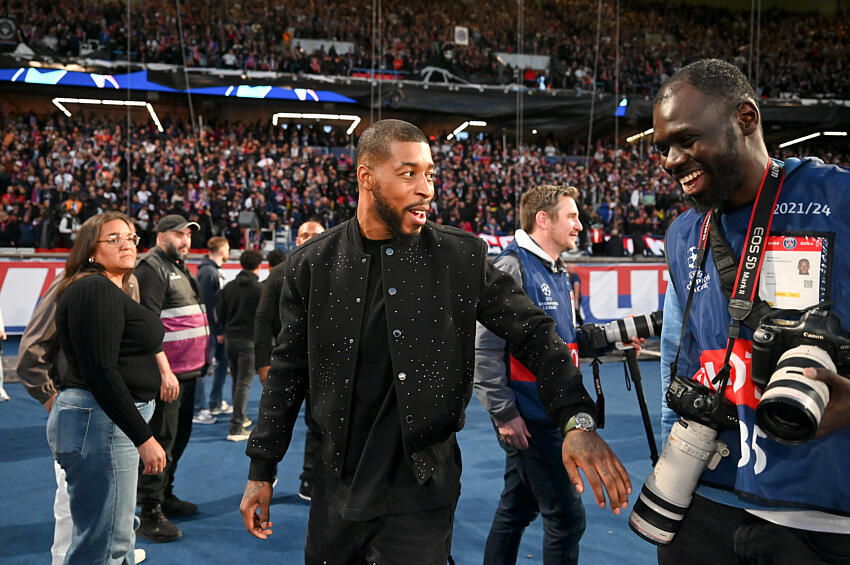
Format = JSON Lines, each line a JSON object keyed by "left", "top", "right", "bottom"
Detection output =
{"left": 562, "top": 430, "right": 632, "bottom": 514}
{"left": 240, "top": 480, "right": 274, "bottom": 539}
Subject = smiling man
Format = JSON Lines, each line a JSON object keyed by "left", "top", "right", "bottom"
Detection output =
{"left": 240, "top": 120, "right": 631, "bottom": 564}
{"left": 652, "top": 59, "right": 850, "bottom": 563}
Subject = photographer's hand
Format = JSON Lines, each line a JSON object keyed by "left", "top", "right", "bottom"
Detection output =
{"left": 562, "top": 430, "right": 632, "bottom": 514}
{"left": 498, "top": 415, "right": 532, "bottom": 450}
{"left": 803, "top": 367, "right": 850, "bottom": 436}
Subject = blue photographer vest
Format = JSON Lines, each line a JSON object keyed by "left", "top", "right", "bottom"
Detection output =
{"left": 666, "top": 157, "right": 850, "bottom": 515}
{"left": 501, "top": 239, "right": 580, "bottom": 423}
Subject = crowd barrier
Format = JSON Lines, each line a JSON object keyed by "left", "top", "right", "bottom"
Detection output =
{"left": 0, "top": 258, "right": 668, "bottom": 334}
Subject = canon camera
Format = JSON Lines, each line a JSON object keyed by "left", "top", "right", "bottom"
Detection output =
{"left": 629, "top": 376, "right": 737, "bottom": 545}
{"left": 752, "top": 305, "right": 850, "bottom": 444}
{"left": 582, "top": 310, "right": 663, "bottom": 353}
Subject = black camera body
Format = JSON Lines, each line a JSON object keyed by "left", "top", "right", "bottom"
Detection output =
{"left": 581, "top": 310, "right": 663, "bottom": 354}
{"left": 666, "top": 375, "right": 739, "bottom": 431}
{"left": 751, "top": 307, "right": 850, "bottom": 389}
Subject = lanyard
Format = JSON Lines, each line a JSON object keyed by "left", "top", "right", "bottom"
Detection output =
{"left": 672, "top": 160, "right": 785, "bottom": 398}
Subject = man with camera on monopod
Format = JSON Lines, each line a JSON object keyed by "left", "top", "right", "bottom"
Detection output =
{"left": 629, "top": 59, "right": 850, "bottom": 563}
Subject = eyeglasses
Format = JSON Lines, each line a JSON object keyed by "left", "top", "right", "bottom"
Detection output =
{"left": 97, "top": 233, "right": 141, "bottom": 246}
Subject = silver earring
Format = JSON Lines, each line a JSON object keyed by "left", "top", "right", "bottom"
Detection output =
{"left": 88, "top": 257, "right": 94, "bottom": 263}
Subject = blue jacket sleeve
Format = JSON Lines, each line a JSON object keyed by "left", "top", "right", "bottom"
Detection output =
{"left": 660, "top": 281, "right": 699, "bottom": 440}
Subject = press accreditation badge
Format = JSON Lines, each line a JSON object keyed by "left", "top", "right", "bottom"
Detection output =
{"left": 758, "top": 233, "right": 832, "bottom": 309}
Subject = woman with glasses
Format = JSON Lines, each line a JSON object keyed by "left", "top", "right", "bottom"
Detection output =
{"left": 47, "top": 212, "right": 167, "bottom": 564}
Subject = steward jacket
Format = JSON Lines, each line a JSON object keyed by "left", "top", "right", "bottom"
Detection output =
{"left": 474, "top": 229, "right": 580, "bottom": 425}
{"left": 217, "top": 270, "right": 262, "bottom": 340}
{"left": 247, "top": 218, "right": 595, "bottom": 483}
{"left": 136, "top": 246, "right": 208, "bottom": 379}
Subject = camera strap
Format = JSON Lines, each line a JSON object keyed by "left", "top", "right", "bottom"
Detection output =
{"left": 711, "top": 160, "right": 786, "bottom": 395}
{"left": 671, "top": 160, "right": 785, "bottom": 397}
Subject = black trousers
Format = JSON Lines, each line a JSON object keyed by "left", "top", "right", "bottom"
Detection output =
{"left": 305, "top": 499, "right": 454, "bottom": 565}
{"left": 137, "top": 378, "right": 195, "bottom": 506}
{"left": 658, "top": 494, "right": 850, "bottom": 565}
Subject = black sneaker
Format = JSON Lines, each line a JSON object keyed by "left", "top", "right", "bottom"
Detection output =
{"left": 161, "top": 494, "right": 198, "bottom": 517}
{"left": 137, "top": 504, "right": 182, "bottom": 543}
{"left": 298, "top": 479, "right": 312, "bottom": 501}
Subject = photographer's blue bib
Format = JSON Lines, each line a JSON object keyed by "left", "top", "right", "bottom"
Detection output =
{"left": 666, "top": 157, "right": 850, "bottom": 515}
{"left": 501, "top": 239, "right": 579, "bottom": 423}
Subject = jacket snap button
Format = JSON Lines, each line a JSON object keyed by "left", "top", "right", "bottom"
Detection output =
{"left": 392, "top": 329, "right": 402, "bottom": 338}
{"left": 405, "top": 415, "right": 413, "bottom": 424}
{"left": 385, "top": 248, "right": 394, "bottom": 256}
{"left": 398, "top": 372, "right": 406, "bottom": 381}
{"left": 388, "top": 287, "right": 397, "bottom": 295}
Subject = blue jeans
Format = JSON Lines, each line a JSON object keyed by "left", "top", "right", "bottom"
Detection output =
{"left": 195, "top": 334, "right": 229, "bottom": 411}
{"left": 483, "top": 420, "right": 586, "bottom": 565}
{"left": 47, "top": 389, "right": 154, "bottom": 565}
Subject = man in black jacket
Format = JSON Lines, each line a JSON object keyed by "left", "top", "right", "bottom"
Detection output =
{"left": 240, "top": 120, "right": 631, "bottom": 564}
{"left": 254, "top": 219, "right": 324, "bottom": 500}
{"left": 218, "top": 249, "right": 263, "bottom": 441}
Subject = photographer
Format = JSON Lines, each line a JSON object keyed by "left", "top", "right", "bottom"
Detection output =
{"left": 474, "top": 185, "right": 635, "bottom": 565}
{"left": 653, "top": 59, "right": 850, "bottom": 562}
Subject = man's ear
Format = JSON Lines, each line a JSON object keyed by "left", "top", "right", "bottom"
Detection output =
{"left": 534, "top": 209, "right": 549, "bottom": 230}
{"left": 737, "top": 100, "right": 761, "bottom": 137}
{"left": 356, "top": 164, "right": 373, "bottom": 192}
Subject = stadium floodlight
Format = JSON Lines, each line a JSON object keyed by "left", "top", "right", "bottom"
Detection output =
{"left": 778, "top": 132, "right": 821, "bottom": 148}
{"left": 626, "top": 128, "right": 654, "bottom": 144}
{"left": 823, "top": 131, "right": 848, "bottom": 136}
{"left": 447, "top": 120, "right": 487, "bottom": 141}
{"left": 52, "top": 97, "right": 164, "bottom": 132}
{"left": 271, "top": 112, "right": 361, "bottom": 135}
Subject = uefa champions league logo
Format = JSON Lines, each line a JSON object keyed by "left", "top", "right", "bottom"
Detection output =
{"left": 540, "top": 283, "right": 552, "bottom": 297}
{"left": 687, "top": 246, "right": 699, "bottom": 270}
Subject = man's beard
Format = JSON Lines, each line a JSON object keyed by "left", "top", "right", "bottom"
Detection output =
{"left": 684, "top": 126, "right": 743, "bottom": 213}
{"left": 372, "top": 181, "right": 425, "bottom": 240}
{"left": 164, "top": 240, "right": 187, "bottom": 261}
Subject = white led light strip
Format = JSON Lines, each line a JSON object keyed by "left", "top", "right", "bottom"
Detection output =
{"left": 52, "top": 97, "right": 164, "bottom": 133}
{"left": 271, "top": 113, "right": 362, "bottom": 135}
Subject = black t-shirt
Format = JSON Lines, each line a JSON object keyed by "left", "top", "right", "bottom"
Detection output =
{"left": 317, "top": 235, "right": 461, "bottom": 521}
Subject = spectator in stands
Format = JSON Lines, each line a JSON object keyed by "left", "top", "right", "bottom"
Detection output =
{"left": 48, "top": 212, "right": 166, "bottom": 562}
{"left": 135, "top": 214, "right": 207, "bottom": 543}
{"left": 194, "top": 236, "right": 232, "bottom": 425}
{"left": 217, "top": 249, "right": 264, "bottom": 441}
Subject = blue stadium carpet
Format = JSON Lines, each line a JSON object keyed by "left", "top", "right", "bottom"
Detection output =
{"left": 0, "top": 357, "right": 663, "bottom": 564}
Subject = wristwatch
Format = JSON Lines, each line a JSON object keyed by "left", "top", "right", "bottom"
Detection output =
{"left": 564, "top": 411, "right": 597, "bottom": 434}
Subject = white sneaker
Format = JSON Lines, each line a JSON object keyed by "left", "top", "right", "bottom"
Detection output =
{"left": 0, "top": 388, "right": 9, "bottom": 402}
{"left": 134, "top": 548, "right": 146, "bottom": 563}
{"left": 226, "top": 430, "right": 251, "bottom": 442}
{"left": 209, "top": 401, "right": 233, "bottom": 415}
{"left": 241, "top": 418, "right": 252, "bottom": 429}
{"left": 192, "top": 410, "right": 217, "bottom": 424}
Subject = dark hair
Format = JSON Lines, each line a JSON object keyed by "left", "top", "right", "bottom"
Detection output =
{"left": 655, "top": 59, "right": 758, "bottom": 112}
{"left": 58, "top": 212, "right": 133, "bottom": 298}
{"left": 240, "top": 249, "right": 263, "bottom": 270}
{"left": 356, "top": 119, "right": 429, "bottom": 168}
{"left": 266, "top": 249, "right": 287, "bottom": 267}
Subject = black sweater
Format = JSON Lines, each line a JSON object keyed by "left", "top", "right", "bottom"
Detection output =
{"left": 56, "top": 274, "right": 164, "bottom": 446}
{"left": 217, "top": 270, "right": 261, "bottom": 340}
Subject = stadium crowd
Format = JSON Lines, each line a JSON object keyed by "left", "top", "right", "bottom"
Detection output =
{"left": 4, "top": 0, "right": 848, "bottom": 97}
{"left": 0, "top": 111, "right": 697, "bottom": 253}
{"left": 1, "top": 112, "right": 848, "bottom": 253}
